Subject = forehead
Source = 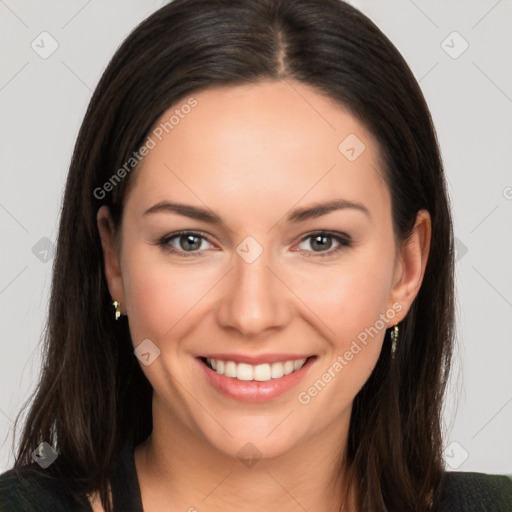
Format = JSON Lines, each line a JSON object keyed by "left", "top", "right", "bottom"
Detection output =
{"left": 125, "top": 80, "right": 388, "bottom": 224}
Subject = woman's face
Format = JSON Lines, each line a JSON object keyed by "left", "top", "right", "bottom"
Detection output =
{"left": 98, "top": 80, "right": 429, "bottom": 460}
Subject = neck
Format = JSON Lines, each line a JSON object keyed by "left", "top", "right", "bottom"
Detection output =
{"left": 134, "top": 399, "right": 357, "bottom": 512}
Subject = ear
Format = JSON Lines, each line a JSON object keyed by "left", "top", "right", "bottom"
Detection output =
{"left": 386, "top": 209, "right": 431, "bottom": 323}
{"left": 97, "top": 205, "right": 125, "bottom": 312}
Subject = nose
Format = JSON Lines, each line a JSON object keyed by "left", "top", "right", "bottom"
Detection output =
{"left": 215, "top": 243, "right": 291, "bottom": 338}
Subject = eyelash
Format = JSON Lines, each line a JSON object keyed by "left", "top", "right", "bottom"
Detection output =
{"left": 156, "top": 230, "right": 352, "bottom": 258}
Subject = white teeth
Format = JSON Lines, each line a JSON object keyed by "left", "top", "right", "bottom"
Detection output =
{"left": 225, "top": 361, "right": 237, "bottom": 378}
{"left": 283, "top": 361, "right": 294, "bottom": 375}
{"left": 253, "top": 364, "right": 271, "bottom": 381}
{"left": 206, "top": 357, "right": 307, "bottom": 381}
{"left": 293, "top": 360, "right": 303, "bottom": 370}
{"left": 237, "top": 363, "right": 253, "bottom": 381}
{"left": 271, "top": 362, "right": 284, "bottom": 379}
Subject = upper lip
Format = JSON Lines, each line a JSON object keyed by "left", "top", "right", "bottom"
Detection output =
{"left": 198, "top": 353, "right": 315, "bottom": 365}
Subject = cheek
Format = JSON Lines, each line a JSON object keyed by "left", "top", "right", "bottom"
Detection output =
{"left": 295, "top": 275, "right": 390, "bottom": 415}
{"left": 121, "top": 246, "right": 217, "bottom": 343}
{"left": 290, "top": 246, "right": 395, "bottom": 399}
{"left": 293, "top": 252, "right": 395, "bottom": 347}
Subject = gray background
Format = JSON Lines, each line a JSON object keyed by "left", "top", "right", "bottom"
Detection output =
{"left": 1, "top": 0, "right": 511, "bottom": 474}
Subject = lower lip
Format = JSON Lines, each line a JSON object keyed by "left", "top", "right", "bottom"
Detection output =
{"left": 196, "top": 357, "right": 316, "bottom": 403}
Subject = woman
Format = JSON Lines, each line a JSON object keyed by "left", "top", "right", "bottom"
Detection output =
{"left": 1, "top": 0, "right": 511, "bottom": 511}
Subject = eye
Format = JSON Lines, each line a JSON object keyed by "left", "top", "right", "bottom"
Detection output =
{"left": 158, "top": 231, "right": 214, "bottom": 257}
{"left": 156, "top": 230, "right": 352, "bottom": 258}
{"left": 295, "top": 231, "right": 352, "bottom": 257}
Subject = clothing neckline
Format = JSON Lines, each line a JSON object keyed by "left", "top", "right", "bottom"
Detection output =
{"left": 104, "top": 441, "right": 512, "bottom": 512}
{"left": 109, "top": 440, "right": 144, "bottom": 512}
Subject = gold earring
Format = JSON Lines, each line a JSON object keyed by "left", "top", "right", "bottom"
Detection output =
{"left": 112, "top": 300, "right": 121, "bottom": 321}
{"left": 390, "top": 324, "right": 399, "bottom": 357}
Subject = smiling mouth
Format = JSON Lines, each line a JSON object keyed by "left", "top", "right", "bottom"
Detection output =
{"left": 199, "top": 356, "right": 315, "bottom": 382}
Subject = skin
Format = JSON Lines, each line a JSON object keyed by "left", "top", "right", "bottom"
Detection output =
{"left": 95, "top": 80, "right": 431, "bottom": 512}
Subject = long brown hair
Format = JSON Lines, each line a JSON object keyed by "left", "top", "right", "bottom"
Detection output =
{"left": 13, "top": 1, "right": 455, "bottom": 510}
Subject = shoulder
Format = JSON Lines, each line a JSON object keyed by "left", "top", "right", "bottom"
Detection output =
{"left": 437, "top": 471, "right": 512, "bottom": 511}
{"left": 0, "top": 464, "right": 92, "bottom": 512}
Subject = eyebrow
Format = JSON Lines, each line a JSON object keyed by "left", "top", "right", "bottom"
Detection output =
{"left": 144, "top": 201, "right": 222, "bottom": 223}
{"left": 143, "top": 199, "right": 371, "bottom": 224}
{"left": 286, "top": 199, "right": 371, "bottom": 222}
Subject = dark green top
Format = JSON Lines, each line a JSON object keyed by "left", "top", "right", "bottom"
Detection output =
{"left": 1, "top": 442, "right": 511, "bottom": 511}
